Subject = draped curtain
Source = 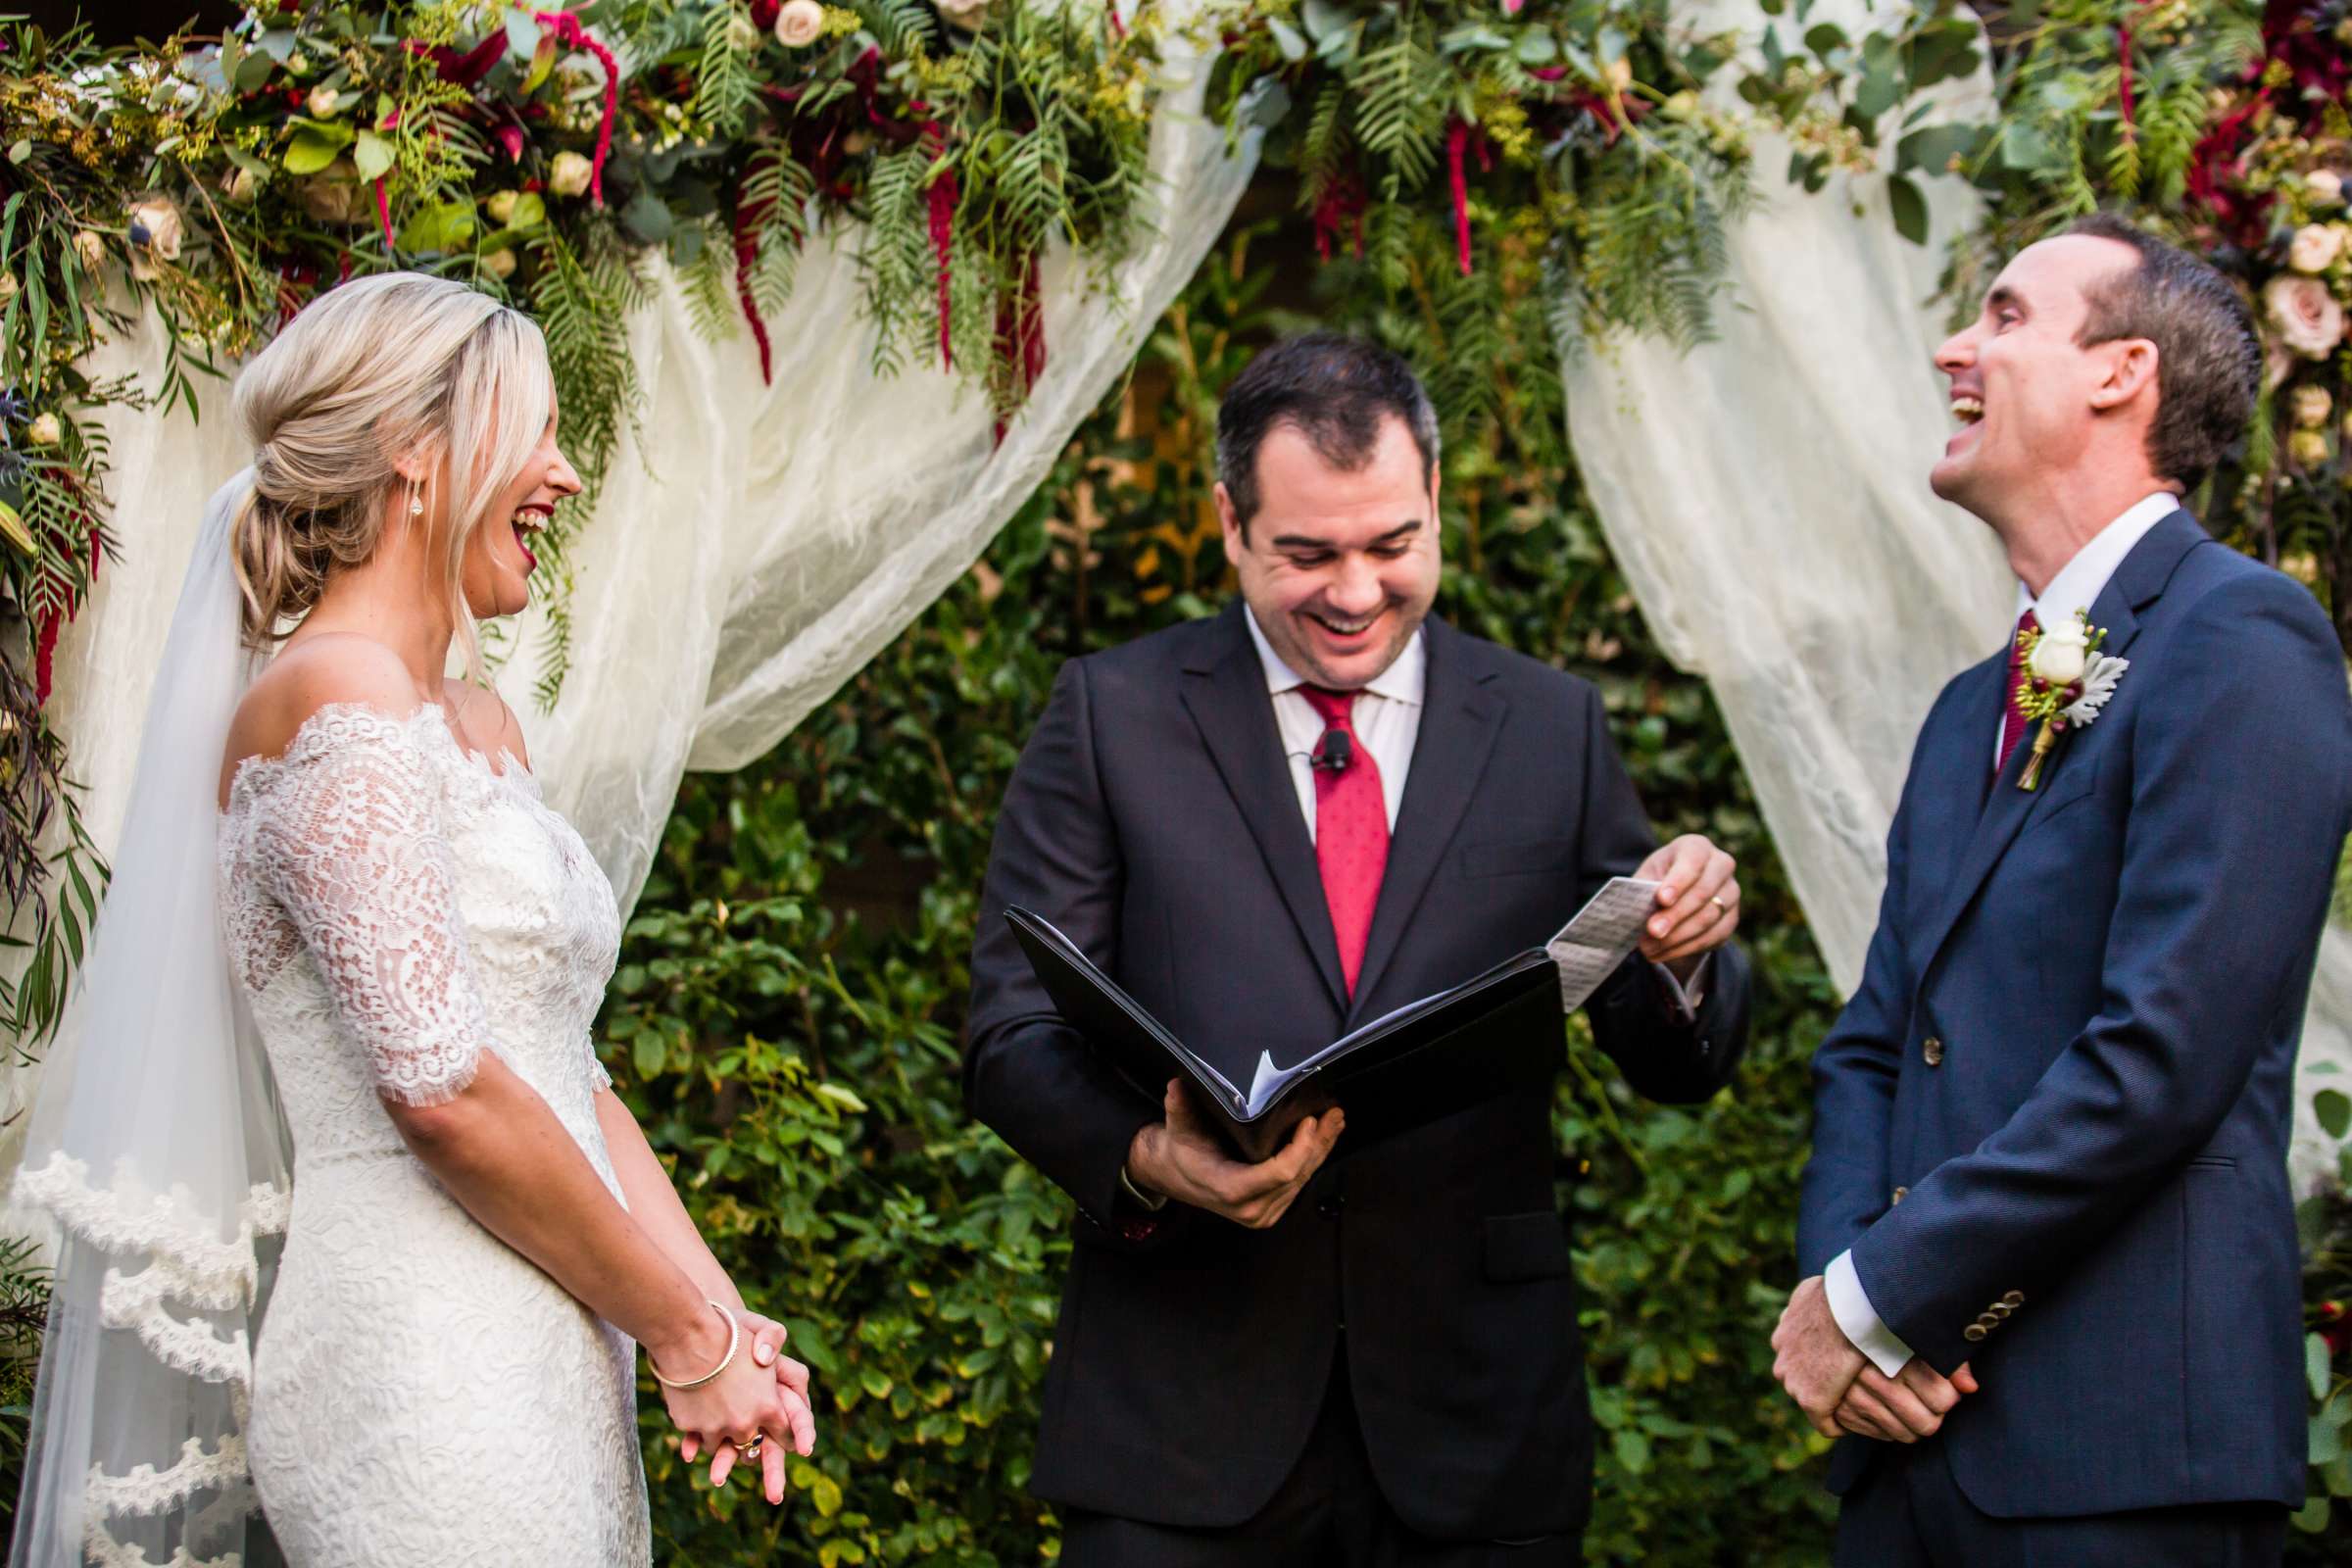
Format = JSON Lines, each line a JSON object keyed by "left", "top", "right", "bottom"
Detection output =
{"left": 0, "top": 13, "right": 1257, "bottom": 1161}
{"left": 1560, "top": 0, "right": 2352, "bottom": 1185}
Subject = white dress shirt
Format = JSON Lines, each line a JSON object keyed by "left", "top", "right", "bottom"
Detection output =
{"left": 1245, "top": 608, "right": 1425, "bottom": 835}
{"left": 1827, "top": 490, "right": 2180, "bottom": 1378}
{"left": 1242, "top": 608, "right": 1705, "bottom": 1010}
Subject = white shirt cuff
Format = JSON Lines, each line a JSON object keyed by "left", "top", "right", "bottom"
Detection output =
{"left": 1826, "top": 1249, "right": 1913, "bottom": 1378}
{"left": 1650, "top": 954, "right": 1709, "bottom": 1019}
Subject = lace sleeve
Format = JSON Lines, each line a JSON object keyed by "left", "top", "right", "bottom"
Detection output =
{"left": 247, "top": 712, "right": 496, "bottom": 1106}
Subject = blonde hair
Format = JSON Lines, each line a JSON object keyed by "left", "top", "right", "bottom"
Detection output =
{"left": 230, "top": 271, "right": 554, "bottom": 675}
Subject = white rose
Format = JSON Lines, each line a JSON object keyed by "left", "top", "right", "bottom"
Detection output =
{"left": 124, "top": 196, "right": 182, "bottom": 280}
{"left": 306, "top": 84, "right": 340, "bottom": 119}
{"left": 223, "top": 165, "right": 260, "bottom": 204}
{"left": 485, "top": 189, "right": 519, "bottom": 224}
{"left": 548, "top": 150, "right": 594, "bottom": 198}
{"left": 2293, "top": 384, "right": 2334, "bottom": 429}
{"left": 774, "top": 0, "right": 827, "bottom": 46}
{"left": 2027, "top": 619, "right": 2088, "bottom": 686}
{"left": 2311, "top": 170, "right": 2345, "bottom": 207}
{"left": 936, "top": 0, "right": 989, "bottom": 30}
{"left": 2265, "top": 273, "right": 2345, "bottom": 360}
{"left": 25, "top": 413, "right": 60, "bottom": 447}
{"left": 2288, "top": 222, "right": 2344, "bottom": 274}
{"left": 483, "top": 247, "right": 517, "bottom": 280}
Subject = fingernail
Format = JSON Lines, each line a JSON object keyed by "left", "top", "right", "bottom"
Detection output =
{"left": 756, "top": 1345, "right": 773, "bottom": 1365}
{"left": 1651, "top": 917, "right": 1670, "bottom": 935}
{"left": 1659, "top": 885, "right": 1679, "bottom": 905}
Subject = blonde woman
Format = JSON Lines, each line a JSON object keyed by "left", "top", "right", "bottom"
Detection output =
{"left": 10, "top": 273, "right": 811, "bottom": 1567}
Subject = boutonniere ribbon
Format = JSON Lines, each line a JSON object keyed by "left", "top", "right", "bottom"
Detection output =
{"left": 2013, "top": 611, "right": 2129, "bottom": 791}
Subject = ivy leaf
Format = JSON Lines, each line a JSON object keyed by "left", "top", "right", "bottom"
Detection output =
{"left": 2317, "top": 1088, "right": 2350, "bottom": 1139}
{"left": 1887, "top": 174, "right": 1928, "bottom": 245}
{"left": 352, "top": 129, "right": 394, "bottom": 184}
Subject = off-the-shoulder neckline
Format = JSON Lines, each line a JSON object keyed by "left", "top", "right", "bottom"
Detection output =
{"left": 221, "top": 701, "right": 532, "bottom": 815}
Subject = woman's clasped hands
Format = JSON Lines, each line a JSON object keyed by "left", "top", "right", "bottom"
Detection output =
{"left": 651, "top": 1302, "right": 818, "bottom": 1505}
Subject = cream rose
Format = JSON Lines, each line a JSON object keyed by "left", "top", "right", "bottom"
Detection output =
{"left": 306, "top": 84, "right": 341, "bottom": 119}
{"left": 72, "top": 230, "right": 106, "bottom": 271}
{"left": 548, "top": 150, "right": 594, "bottom": 198}
{"left": 485, "top": 189, "right": 520, "bottom": 224}
{"left": 774, "top": 0, "right": 827, "bottom": 46}
{"left": 2311, "top": 170, "right": 2345, "bottom": 207}
{"left": 483, "top": 247, "right": 517, "bottom": 280}
{"left": 936, "top": 0, "right": 989, "bottom": 30}
{"left": 2266, "top": 273, "right": 2345, "bottom": 360}
{"left": 2289, "top": 222, "right": 2344, "bottom": 274}
{"left": 2287, "top": 427, "right": 2331, "bottom": 468}
{"left": 125, "top": 197, "right": 183, "bottom": 281}
{"left": 2294, "top": 384, "right": 2334, "bottom": 428}
{"left": 223, "top": 164, "right": 260, "bottom": 205}
{"left": 25, "top": 413, "right": 61, "bottom": 447}
{"left": 2027, "top": 619, "right": 2089, "bottom": 686}
{"left": 298, "top": 170, "right": 358, "bottom": 224}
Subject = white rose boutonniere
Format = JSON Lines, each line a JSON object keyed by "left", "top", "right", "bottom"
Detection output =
{"left": 2013, "top": 611, "right": 2128, "bottom": 791}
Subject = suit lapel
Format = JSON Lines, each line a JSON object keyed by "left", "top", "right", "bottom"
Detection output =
{"left": 1179, "top": 604, "right": 1348, "bottom": 1011}
{"left": 1347, "top": 618, "right": 1505, "bottom": 1021}
{"left": 1910, "top": 510, "right": 2206, "bottom": 980}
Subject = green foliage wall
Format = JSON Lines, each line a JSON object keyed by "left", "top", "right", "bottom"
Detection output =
{"left": 607, "top": 208, "right": 1848, "bottom": 1565}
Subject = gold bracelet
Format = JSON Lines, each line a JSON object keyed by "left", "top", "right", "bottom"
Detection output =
{"left": 647, "top": 1300, "right": 740, "bottom": 1391}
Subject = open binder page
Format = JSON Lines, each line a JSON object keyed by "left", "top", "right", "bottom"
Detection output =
{"left": 1544, "top": 876, "right": 1661, "bottom": 1009}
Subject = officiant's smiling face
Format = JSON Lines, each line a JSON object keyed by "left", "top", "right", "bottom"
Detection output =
{"left": 1930, "top": 233, "right": 2145, "bottom": 518}
{"left": 1217, "top": 414, "right": 1443, "bottom": 692}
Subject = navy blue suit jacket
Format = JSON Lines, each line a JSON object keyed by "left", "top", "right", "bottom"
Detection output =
{"left": 1797, "top": 511, "right": 2352, "bottom": 1517}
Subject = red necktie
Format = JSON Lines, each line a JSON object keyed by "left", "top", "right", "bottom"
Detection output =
{"left": 1997, "top": 609, "right": 2039, "bottom": 772}
{"left": 1300, "top": 687, "right": 1389, "bottom": 999}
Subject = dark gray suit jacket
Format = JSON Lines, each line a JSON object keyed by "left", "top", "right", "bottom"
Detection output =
{"left": 965, "top": 602, "right": 1751, "bottom": 1539}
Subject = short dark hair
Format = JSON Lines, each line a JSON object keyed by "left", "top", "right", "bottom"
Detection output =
{"left": 1215, "top": 333, "right": 1440, "bottom": 536}
{"left": 2066, "top": 213, "right": 2260, "bottom": 490}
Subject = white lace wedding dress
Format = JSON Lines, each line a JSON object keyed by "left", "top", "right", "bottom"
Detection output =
{"left": 216, "top": 702, "right": 650, "bottom": 1565}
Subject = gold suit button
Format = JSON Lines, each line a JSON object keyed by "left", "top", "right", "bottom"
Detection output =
{"left": 1963, "top": 1324, "right": 1988, "bottom": 1343}
{"left": 1922, "top": 1037, "right": 1945, "bottom": 1067}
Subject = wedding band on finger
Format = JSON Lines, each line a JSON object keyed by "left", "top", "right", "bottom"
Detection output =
{"left": 737, "top": 1435, "right": 764, "bottom": 1461}
{"left": 1709, "top": 896, "right": 1729, "bottom": 910}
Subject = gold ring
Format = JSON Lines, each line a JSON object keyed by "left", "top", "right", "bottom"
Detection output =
{"left": 737, "top": 1435, "right": 764, "bottom": 1460}
{"left": 1709, "top": 896, "right": 1728, "bottom": 910}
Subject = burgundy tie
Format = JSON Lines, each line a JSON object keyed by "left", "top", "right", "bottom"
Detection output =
{"left": 1300, "top": 687, "right": 1390, "bottom": 998}
{"left": 1997, "top": 609, "right": 2039, "bottom": 772}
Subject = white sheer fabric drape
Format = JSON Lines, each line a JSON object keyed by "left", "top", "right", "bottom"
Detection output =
{"left": 1561, "top": 0, "right": 2352, "bottom": 1185}
{"left": 1, "top": 15, "right": 1257, "bottom": 1168}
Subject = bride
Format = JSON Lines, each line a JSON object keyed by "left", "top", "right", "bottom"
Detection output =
{"left": 10, "top": 272, "right": 814, "bottom": 1566}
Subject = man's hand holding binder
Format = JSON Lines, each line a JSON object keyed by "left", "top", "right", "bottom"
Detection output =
{"left": 1124, "top": 1081, "right": 1348, "bottom": 1229}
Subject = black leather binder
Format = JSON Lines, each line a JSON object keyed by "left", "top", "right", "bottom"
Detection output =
{"left": 1005, "top": 907, "right": 1578, "bottom": 1162}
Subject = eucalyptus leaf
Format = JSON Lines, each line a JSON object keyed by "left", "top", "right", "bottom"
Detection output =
{"left": 282, "top": 128, "right": 343, "bottom": 176}
{"left": 352, "top": 129, "right": 394, "bottom": 184}
{"left": 2311, "top": 1332, "right": 2333, "bottom": 1402}
{"left": 1299, "top": 0, "right": 1353, "bottom": 44}
{"left": 1804, "top": 23, "right": 1846, "bottom": 59}
{"left": 505, "top": 11, "right": 541, "bottom": 59}
{"left": 2318, "top": 1088, "right": 2350, "bottom": 1139}
{"left": 1515, "top": 30, "right": 1558, "bottom": 66}
{"left": 255, "top": 27, "right": 296, "bottom": 63}
{"left": 235, "top": 50, "right": 276, "bottom": 92}
{"left": 1887, "top": 174, "right": 1928, "bottom": 245}
{"left": 621, "top": 188, "right": 673, "bottom": 244}
{"left": 1267, "top": 18, "right": 1306, "bottom": 63}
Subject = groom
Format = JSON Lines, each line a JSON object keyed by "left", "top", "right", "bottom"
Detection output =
{"left": 966, "top": 334, "right": 1752, "bottom": 1563}
{"left": 1776, "top": 214, "right": 2352, "bottom": 1563}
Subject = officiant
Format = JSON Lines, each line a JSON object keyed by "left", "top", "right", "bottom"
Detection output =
{"left": 963, "top": 334, "right": 1753, "bottom": 1565}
